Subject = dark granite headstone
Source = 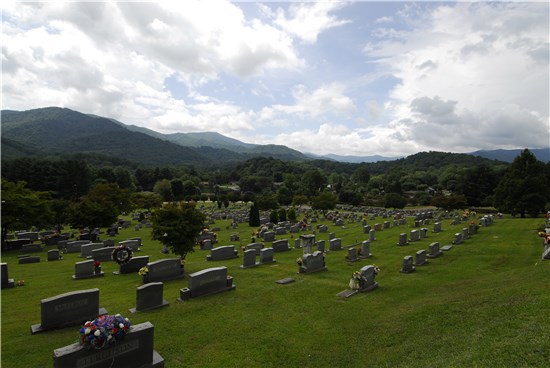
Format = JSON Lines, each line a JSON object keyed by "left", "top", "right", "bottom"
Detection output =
{"left": 1, "top": 263, "right": 15, "bottom": 289}
{"left": 259, "top": 248, "right": 276, "bottom": 264}
{"left": 206, "top": 245, "right": 239, "bottom": 261}
{"left": 130, "top": 282, "right": 169, "bottom": 313}
{"left": 31, "top": 288, "right": 107, "bottom": 334}
{"left": 114, "top": 256, "right": 149, "bottom": 275}
{"left": 146, "top": 258, "right": 184, "bottom": 282}
{"left": 178, "top": 266, "right": 235, "bottom": 301}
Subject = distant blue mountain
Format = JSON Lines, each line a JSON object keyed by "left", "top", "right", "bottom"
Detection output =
{"left": 469, "top": 148, "right": 550, "bottom": 163}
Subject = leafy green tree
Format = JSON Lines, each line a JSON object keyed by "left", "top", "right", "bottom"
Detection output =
{"left": 153, "top": 179, "right": 173, "bottom": 202}
{"left": 494, "top": 149, "right": 550, "bottom": 217}
{"left": 132, "top": 191, "right": 163, "bottom": 210}
{"left": 67, "top": 183, "right": 131, "bottom": 228}
{"left": 170, "top": 179, "right": 184, "bottom": 200}
{"left": 249, "top": 202, "right": 260, "bottom": 227}
{"left": 459, "top": 164, "right": 501, "bottom": 207}
{"left": 431, "top": 193, "right": 468, "bottom": 211}
{"left": 1, "top": 180, "right": 54, "bottom": 247}
{"left": 302, "top": 169, "right": 327, "bottom": 197}
{"left": 151, "top": 202, "right": 206, "bottom": 259}
{"left": 255, "top": 194, "right": 279, "bottom": 211}
{"left": 384, "top": 193, "right": 407, "bottom": 209}
{"left": 311, "top": 192, "right": 337, "bottom": 212}
{"left": 352, "top": 165, "right": 370, "bottom": 185}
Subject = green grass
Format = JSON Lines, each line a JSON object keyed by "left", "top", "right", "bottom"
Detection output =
{"left": 1, "top": 212, "right": 549, "bottom": 367}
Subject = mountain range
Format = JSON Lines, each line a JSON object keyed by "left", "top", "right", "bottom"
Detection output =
{"left": 1, "top": 107, "right": 548, "bottom": 166}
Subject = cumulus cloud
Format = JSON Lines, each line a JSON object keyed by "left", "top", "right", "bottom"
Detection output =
{"left": 366, "top": 2, "right": 549, "bottom": 152}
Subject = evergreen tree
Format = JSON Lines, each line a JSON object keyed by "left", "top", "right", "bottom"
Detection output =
{"left": 249, "top": 202, "right": 260, "bottom": 227}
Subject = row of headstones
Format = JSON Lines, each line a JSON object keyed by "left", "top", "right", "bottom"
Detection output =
{"left": 400, "top": 243, "right": 448, "bottom": 273}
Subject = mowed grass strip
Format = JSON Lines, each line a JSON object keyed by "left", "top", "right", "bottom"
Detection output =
{"left": 1, "top": 214, "right": 549, "bottom": 367}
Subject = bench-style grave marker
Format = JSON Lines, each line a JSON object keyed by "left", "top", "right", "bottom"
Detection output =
{"left": 31, "top": 288, "right": 107, "bottom": 334}
{"left": 400, "top": 256, "right": 416, "bottom": 273}
{"left": 206, "top": 245, "right": 239, "bottom": 261}
{"left": 145, "top": 258, "right": 184, "bottom": 282}
{"left": 414, "top": 249, "right": 428, "bottom": 266}
{"left": 113, "top": 256, "right": 149, "bottom": 275}
{"left": 129, "top": 282, "right": 169, "bottom": 313}
{"left": 298, "top": 251, "right": 326, "bottom": 274}
{"left": 427, "top": 242, "right": 444, "bottom": 258}
{"left": 1, "top": 263, "right": 15, "bottom": 289}
{"left": 73, "top": 260, "right": 104, "bottom": 280}
{"left": 178, "top": 266, "right": 235, "bottom": 301}
{"left": 52, "top": 321, "right": 164, "bottom": 367}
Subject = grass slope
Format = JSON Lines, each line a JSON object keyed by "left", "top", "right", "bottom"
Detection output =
{"left": 1, "top": 211, "right": 549, "bottom": 367}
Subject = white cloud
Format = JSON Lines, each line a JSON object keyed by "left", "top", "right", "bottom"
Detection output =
{"left": 272, "top": 2, "right": 350, "bottom": 43}
{"left": 367, "top": 2, "right": 549, "bottom": 152}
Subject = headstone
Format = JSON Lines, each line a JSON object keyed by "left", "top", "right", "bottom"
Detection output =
{"left": 19, "top": 256, "right": 41, "bottom": 264}
{"left": 346, "top": 248, "right": 359, "bottom": 262}
{"left": 240, "top": 249, "right": 260, "bottom": 269}
{"left": 52, "top": 321, "right": 164, "bottom": 367}
{"left": 383, "top": 221, "right": 390, "bottom": 229}
{"left": 146, "top": 258, "right": 184, "bottom": 282}
{"left": 1, "top": 263, "right": 15, "bottom": 289}
{"left": 301, "top": 234, "right": 316, "bottom": 254}
{"left": 363, "top": 225, "right": 371, "bottom": 234}
{"left": 263, "top": 231, "right": 275, "bottom": 242}
{"left": 414, "top": 249, "right": 428, "bottom": 266}
{"left": 119, "top": 239, "right": 140, "bottom": 252}
{"left": 441, "top": 245, "right": 453, "bottom": 251}
{"left": 369, "top": 229, "right": 376, "bottom": 242}
{"left": 206, "top": 245, "right": 239, "bottom": 261}
{"left": 21, "top": 243, "right": 43, "bottom": 253}
{"left": 317, "top": 240, "right": 325, "bottom": 253}
{"left": 4, "top": 238, "right": 31, "bottom": 251}
{"left": 246, "top": 242, "right": 264, "bottom": 255}
{"left": 420, "top": 228, "right": 428, "bottom": 239}
{"left": 16, "top": 231, "right": 39, "bottom": 241}
{"left": 462, "top": 227, "right": 469, "bottom": 240}
{"left": 359, "top": 240, "right": 372, "bottom": 258}
{"left": 31, "top": 288, "right": 107, "bottom": 334}
{"left": 329, "top": 238, "right": 342, "bottom": 251}
{"left": 47, "top": 249, "right": 62, "bottom": 261}
{"left": 272, "top": 239, "right": 290, "bottom": 253}
{"left": 92, "top": 247, "right": 115, "bottom": 262}
{"left": 397, "top": 233, "right": 408, "bottom": 246}
{"left": 400, "top": 255, "right": 416, "bottom": 273}
{"left": 374, "top": 223, "right": 383, "bottom": 231}
{"left": 66, "top": 240, "right": 91, "bottom": 254}
{"left": 202, "top": 239, "right": 212, "bottom": 250}
{"left": 452, "top": 233, "right": 463, "bottom": 244}
{"left": 130, "top": 282, "right": 169, "bottom": 313}
{"left": 299, "top": 251, "right": 326, "bottom": 274}
{"left": 178, "top": 266, "right": 235, "bottom": 301}
{"left": 80, "top": 243, "right": 104, "bottom": 258}
{"left": 259, "top": 248, "right": 276, "bottom": 264}
{"left": 318, "top": 225, "right": 328, "bottom": 233}
{"left": 73, "top": 260, "right": 103, "bottom": 279}
{"left": 329, "top": 232, "right": 335, "bottom": 240}
{"left": 114, "top": 256, "right": 150, "bottom": 275}
{"left": 409, "top": 229, "right": 420, "bottom": 242}
{"left": 357, "top": 265, "right": 378, "bottom": 292}
{"left": 427, "top": 242, "right": 443, "bottom": 258}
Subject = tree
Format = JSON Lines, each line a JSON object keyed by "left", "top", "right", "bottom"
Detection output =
{"left": 1, "top": 180, "right": 54, "bottom": 247}
{"left": 287, "top": 207, "right": 297, "bottom": 222}
{"left": 431, "top": 193, "right": 467, "bottom": 211}
{"left": 249, "top": 202, "right": 260, "bottom": 227}
{"left": 311, "top": 192, "right": 337, "bottom": 212}
{"left": 132, "top": 191, "right": 163, "bottom": 210}
{"left": 153, "top": 179, "right": 173, "bottom": 202}
{"left": 302, "top": 169, "right": 327, "bottom": 197}
{"left": 67, "top": 183, "right": 131, "bottom": 228}
{"left": 494, "top": 149, "right": 550, "bottom": 217}
{"left": 269, "top": 209, "right": 279, "bottom": 224}
{"left": 151, "top": 202, "right": 206, "bottom": 259}
{"left": 278, "top": 208, "right": 287, "bottom": 222}
{"left": 384, "top": 193, "right": 407, "bottom": 209}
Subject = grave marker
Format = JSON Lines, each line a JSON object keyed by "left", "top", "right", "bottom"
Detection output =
{"left": 178, "top": 267, "right": 235, "bottom": 301}
{"left": 129, "top": 282, "right": 169, "bottom": 313}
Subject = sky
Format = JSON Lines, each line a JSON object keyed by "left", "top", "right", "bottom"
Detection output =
{"left": 2, "top": 1, "right": 549, "bottom": 158}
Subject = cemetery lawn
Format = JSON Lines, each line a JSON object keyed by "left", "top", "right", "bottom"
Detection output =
{"left": 1, "top": 212, "right": 549, "bottom": 367}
